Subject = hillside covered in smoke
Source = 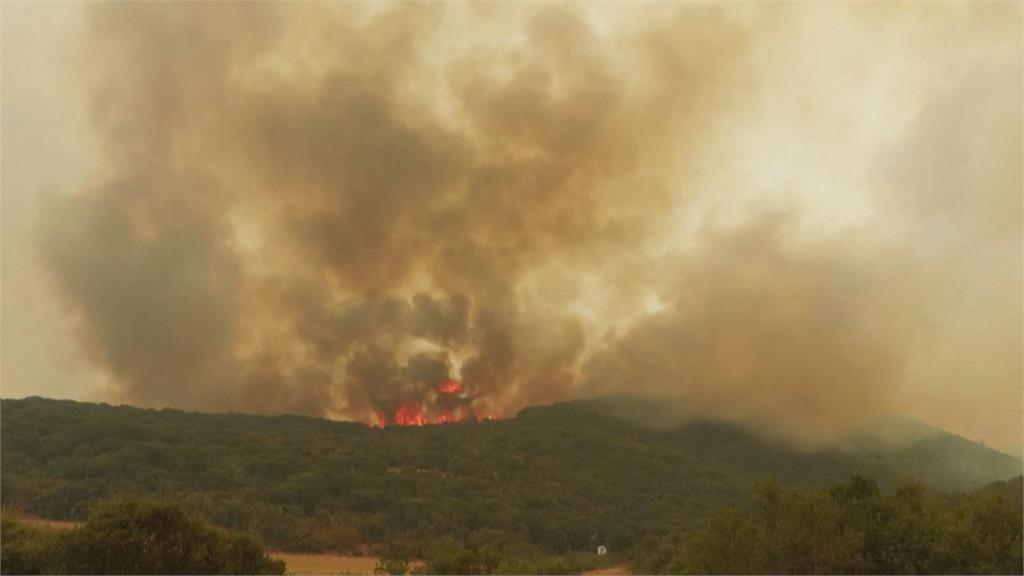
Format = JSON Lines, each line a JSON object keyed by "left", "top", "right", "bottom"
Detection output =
{"left": 36, "top": 3, "right": 1021, "bottom": 449}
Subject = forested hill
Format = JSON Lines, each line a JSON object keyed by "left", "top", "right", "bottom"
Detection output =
{"left": 2, "top": 396, "right": 1020, "bottom": 555}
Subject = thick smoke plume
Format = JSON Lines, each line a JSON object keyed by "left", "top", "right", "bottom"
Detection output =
{"left": 40, "top": 3, "right": 1020, "bottom": 446}
{"left": 584, "top": 212, "right": 907, "bottom": 444}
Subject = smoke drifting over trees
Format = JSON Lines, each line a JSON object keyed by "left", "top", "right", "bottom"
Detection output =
{"left": 37, "top": 3, "right": 1021, "bottom": 446}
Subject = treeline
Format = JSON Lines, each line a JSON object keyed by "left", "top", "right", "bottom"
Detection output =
{"left": 2, "top": 397, "right": 1021, "bottom": 564}
{"left": 4, "top": 477, "right": 1019, "bottom": 575}
{"left": 635, "top": 475, "right": 1023, "bottom": 575}
{"left": 1, "top": 500, "right": 284, "bottom": 575}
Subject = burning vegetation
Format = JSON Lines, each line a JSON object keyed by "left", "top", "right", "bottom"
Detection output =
{"left": 374, "top": 380, "right": 485, "bottom": 426}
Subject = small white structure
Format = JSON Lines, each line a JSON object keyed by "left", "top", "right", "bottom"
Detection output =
{"left": 597, "top": 545, "right": 607, "bottom": 556}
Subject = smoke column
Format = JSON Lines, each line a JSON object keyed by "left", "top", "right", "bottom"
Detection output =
{"left": 37, "top": 3, "right": 1021, "bottom": 447}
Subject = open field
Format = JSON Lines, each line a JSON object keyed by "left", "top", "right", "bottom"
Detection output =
{"left": 267, "top": 553, "right": 630, "bottom": 575}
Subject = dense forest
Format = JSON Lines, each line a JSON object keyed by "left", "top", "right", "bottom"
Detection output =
{"left": 1, "top": 396, "right": 1021, "bottom": 573}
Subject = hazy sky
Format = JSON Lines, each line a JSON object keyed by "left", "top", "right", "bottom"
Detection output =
{"left": 2, "top": 2, "right": 1021, "bottom": 454}
{"left": 2, "top": 2, "right": 104, "bottom": 400}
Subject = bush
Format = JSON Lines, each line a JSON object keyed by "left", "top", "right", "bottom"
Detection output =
{"left": 1, "top": 516, "right": 67, "bottom": 574}
{"left": 1, "top": 500, "right": 284, "bottom": 575}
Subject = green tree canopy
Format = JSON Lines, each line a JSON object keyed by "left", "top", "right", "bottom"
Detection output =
{"left": 1, "top": 501, "right": 284, "bottom": 575}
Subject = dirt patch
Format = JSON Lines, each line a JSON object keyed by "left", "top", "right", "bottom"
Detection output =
{"left": 4, "top": 509, "right": 81, "bottom": 531}
{"left": 584, "top": 563, "right": 632, "bottom": 575}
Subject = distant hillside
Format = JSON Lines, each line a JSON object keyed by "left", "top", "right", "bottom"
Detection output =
{"left": 583, "top": 395, "right": 1023, "bottom": 492}
{"left": 1, "top": 396, "right": 1019, "bottom": 555}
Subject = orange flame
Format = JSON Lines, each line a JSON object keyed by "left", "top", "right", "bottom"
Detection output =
{"left": 394, "top": 402, "right": 428, "bottom": 426}
{"left": 372, "top": 402, "right": 492, "bottom": 427}
{"left": 437, "top": 380, "right": 464, "bottom": 395}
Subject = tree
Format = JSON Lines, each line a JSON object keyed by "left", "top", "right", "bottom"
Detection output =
{"left": 61, "top": 500, "right": 284, "bottom": 575}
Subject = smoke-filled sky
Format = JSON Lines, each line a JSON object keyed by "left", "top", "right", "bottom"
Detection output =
{"left": 2, "top": 2, "right": 1021, "bottom": 453}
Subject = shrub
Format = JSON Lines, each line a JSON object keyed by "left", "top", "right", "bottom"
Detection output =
{"left": 1, "top": 500, "right": 284, "bottom": 575}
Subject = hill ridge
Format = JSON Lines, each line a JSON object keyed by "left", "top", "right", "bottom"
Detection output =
{"left": 2, "top": 396, "right": 1020, "bottom": 554}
